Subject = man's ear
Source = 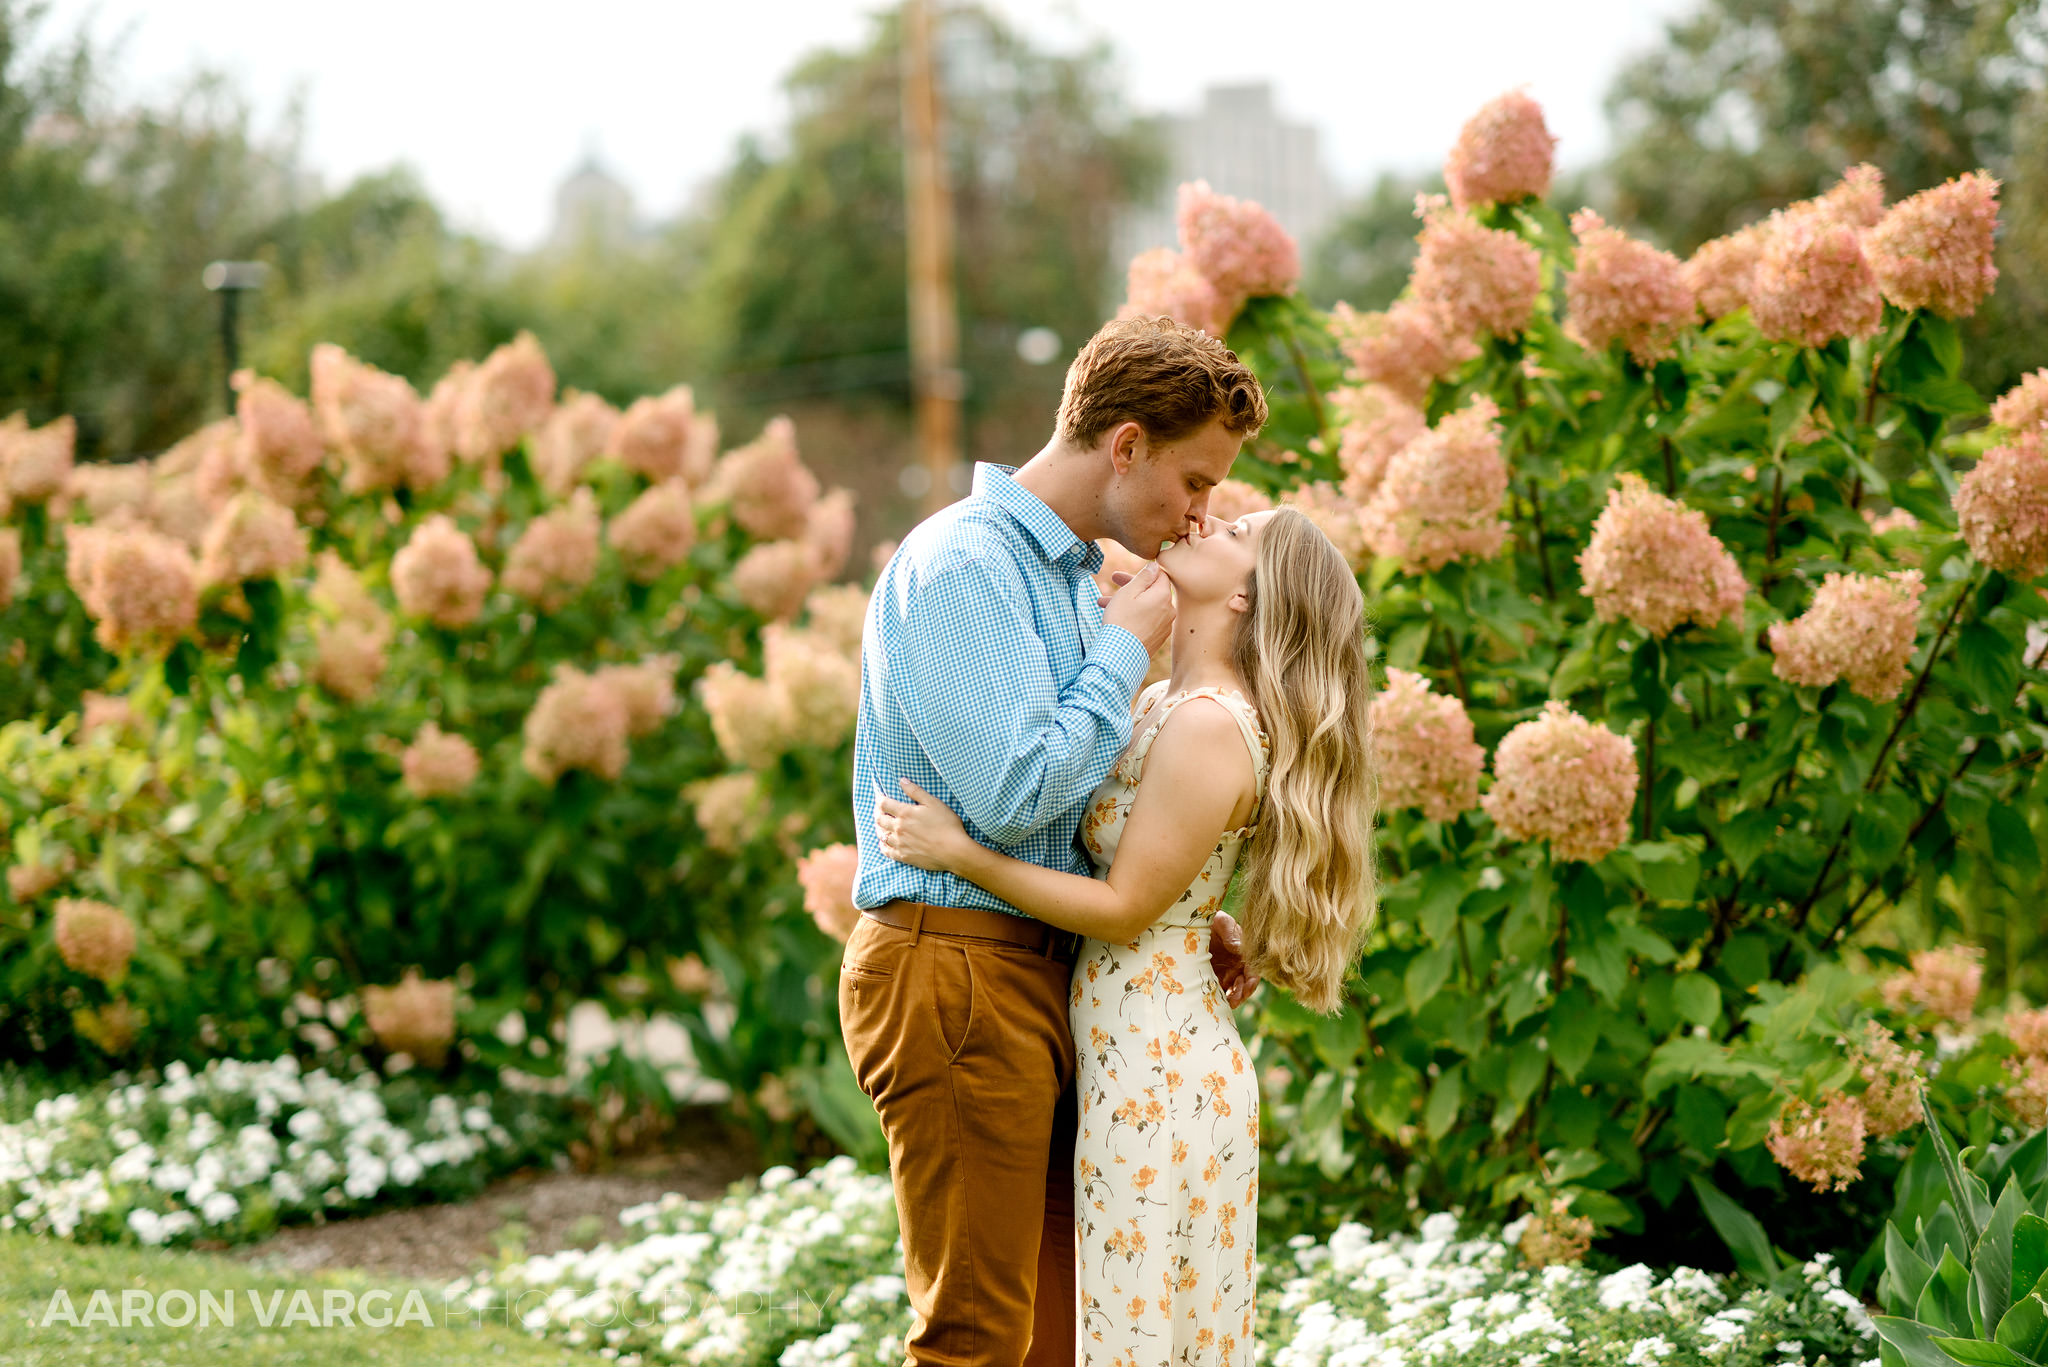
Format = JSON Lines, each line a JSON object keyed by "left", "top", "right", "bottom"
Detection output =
{"left": 1108, "top": 421, "right": 1145, "bottom": 476}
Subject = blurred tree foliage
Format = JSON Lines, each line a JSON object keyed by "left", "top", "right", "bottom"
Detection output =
{"left": 1603, "top": 0, "right": 2048, "bottom": 394}
{"left": 1301, "top": 172, "right": 1435, "bottom": 313}
{"left": 691, "top": 5, "right": 1162, "bottom": 441}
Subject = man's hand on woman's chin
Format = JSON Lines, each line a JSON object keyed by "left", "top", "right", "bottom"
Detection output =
{"left": 1208, "top": 911, "right": 1261, "bottom": 1009}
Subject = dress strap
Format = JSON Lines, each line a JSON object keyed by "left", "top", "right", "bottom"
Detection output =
{"left": 1129, "top": 686, "right": 1270, "bottom": 806}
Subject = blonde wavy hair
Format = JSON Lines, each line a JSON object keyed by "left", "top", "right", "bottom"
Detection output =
{"left": 1229, "top": 507, "right": 1378, "bottom": 1013}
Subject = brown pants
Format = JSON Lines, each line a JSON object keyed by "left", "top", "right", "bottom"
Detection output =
{"left": 839, "top": 911, "right": 1078, "bottom": 1367}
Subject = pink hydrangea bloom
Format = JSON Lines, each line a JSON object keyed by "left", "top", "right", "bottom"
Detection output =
{"left": 401, "top": 723, "right": 480, "bottom": 799}
{"left": 804, "top": 487, "right": 858, "bottom": 581}
{"left": 7, "top": 853, "right": 68, "bottom": 902}
{"left": 61, "top": 460, "right": 152, "bottom": 523}
{"left": 174, "top": 418, "right": 245, "bottom": 513}
{"left": 1120, "top": 247, "right": 1228, "bottom": 338}
{"left": 455, "top": 331, "right": 556, "bottom": 463}
{"left": 1331, "top": 383, "right": 1427, "bottom": 504}
{"left": 691, "top": 772, "right": 767, "bottom": 854}
{"left": 522, "top": 664, "right": 631, "bottom": 784}
{"left": 699, "top": 661, "right": 793, "bottom": 770}
{"left": 1411, "top": 196, "right": 1543, "bottom": 340}
{"left": 309, "top": 344, "right": 440, "bottom": 494}
{"left": 361, "top": 970, "right": 456, "bottom": 1067}
{"left": 1863, "top": 506, "right": 1919, "bottom": 535}
{"left": 1328, "top": 300, "right": 1479, "bottom": 407}
{"left": 1767, "top": 1094, "right": 1867, "bottom": 1194}
{"left": 391, "top": 515, "right": 493, "bottom": 628}
{"left": 231, "top": 372, "right": 324, "bottom": 505}
{"left": 68, "top": 523, "right": 200, "bottom": 652}
{"left": 421, "top": 360, "right": 473, "bottom": 462}
{"left": 682, "top": 411, "right": 720, "bottom": 488}
{"left": 766, "top": 625, "right": 861, "bottom": 748}
{"left": 1953, "top": 434, "right": 2048, "bottom": 577}
{"left": 803, "top": 583, "right": 870, "bottom": 657}
{"left": 530, "top": 391, "right": 618, "bottom": 498}
{"left": 1176, "top": 180, "right": 1300, "bottom": 307}
{"left": 732, "top": 539, "right": 822, "bottom": 621}
{"left": 310, "top": 550, "right": 386, "bottom": 631}
{"left": 1578, "top": 474, "right": 1747, "bottom": 636}
{"left": 1, "top": 413, "right": 76, "bottom": 504}
{"left": 54, "top": 897, "right": 137, "bottom": 983}
{"left": 1564, "top": 210, "right": 1699, "bottom": 364}
{"left": 1865, "top": 171, "right": 2001, "bottom": 318}
{"left": 2010, "top": 1057, "right": 2048, "bottom": 1132}
{"left": 1358, "top": 396, "right": 1510, "bottom": 572}
{"left": 797, "top": 843, "right": 862, "bottom": 942}
{"left": 709, "top": 416, "right": 820, "bottom": 542}
{"left": 79, "top": 691, "right": 135, "bottom": 740}
{"left": 311, "top": 618, "right": 389, "bottom": 703}
{"left": 197, "top": 490, "right": 308, "bottom": 587}
{"left": 594, "top": 656, "right": 680, "bottom": 738}
{"left": 1367, "top": 668, "right": 1484, "bottom": 822}
{"left": 1768, "top": 569, "right": 1924, "bottom": 701}
{"left": 145, "top": 470, "right": 211, "bottom": 549}
{"left": 1481, "top": 701, "right": 1638, "bottom": 863}
{"left": 1805, "top": 164, "right": 1888, "bottom": 230}
{"left": 1206, "top": 479, "right": 1275, "bottom": 525}
{"left": 1992, "top": 370, "right": 2048, "bottom": 436}
{"left": 1279, "top": 481, "right": 1370, "bottom": 573}
{"left": 501, "top": 487, "right": 601, "bottom": 611}
{"left": 608, "top": 385, "right": 697, "bottom": 483}
{"left": 1444, "top": 88, "right": 1556, "bottom": 210}
{"left": 1850, "top": 1021, "right": 1923, "bottom": 1139}
{"left": 1748, "top": 214, "right": 1884, "bottom": 347}
{"left": 1880, "top": 945, "right": 1982, "bottom": 1027}
{"left": 1683, "top": 224, "right": 1770, "bottom": 320}
{"left": 2005, "top": 1007, "right": 2048, "bottom": 1059}
{"left": 607, "top": 479, "right": 697, "bottom": 583}
{"left": 0, "top": 527, "right": 18, "bottom": 610}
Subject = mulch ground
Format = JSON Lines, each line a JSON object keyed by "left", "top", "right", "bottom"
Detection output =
{"left": 231, "top": 1109, "right": 763, "bottom": 1282}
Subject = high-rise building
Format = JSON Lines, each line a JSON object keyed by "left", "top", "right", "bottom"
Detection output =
{"left": 547, "top": 152, "right": 638, "bottom": 253}
{"left": 1112, "top": 83, "right": 1340, "bottom": 281}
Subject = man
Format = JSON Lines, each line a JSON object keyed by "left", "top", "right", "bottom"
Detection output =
{"left": 839, "top": 315, "right": 1269, "bottom": 1367}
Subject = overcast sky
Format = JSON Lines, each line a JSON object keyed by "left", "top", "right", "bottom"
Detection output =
{"left": 41, "top": 0, "right": 1691, "bottom": 249}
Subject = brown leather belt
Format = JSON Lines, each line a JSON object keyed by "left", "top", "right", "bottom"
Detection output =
{"left": 864, "top": 900, "right": 1080, "bottom": 964}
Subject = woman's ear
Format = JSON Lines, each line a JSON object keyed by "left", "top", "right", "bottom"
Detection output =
{"left": 1227, "top": 587, "right": 1251, "bottom": 614}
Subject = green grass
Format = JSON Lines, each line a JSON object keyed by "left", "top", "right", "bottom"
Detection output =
{"left": 0, "top": 1232, "right": 586, "bottom": 1366}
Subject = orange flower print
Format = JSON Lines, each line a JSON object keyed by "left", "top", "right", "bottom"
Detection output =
{"left": 1126, "top": 1296, "right": 1147, "bottom": 1320}
{"left": 1171, "top": 1139, "right": 1188, "bottom": 1164}
{"left": 1197, "top": 1328, "right": 1215, "bottom": 1351}
{"left": 1132, "top": 1166, "right": 1157, "bottom": 1194}
{"left": 1230, "top": 1050, "right": 1245, "bottom": 1074}
{"left": 1090, "top": 1026, "right": 1112, "bottom": 1052}
{"left": 1165, "top": 1070, "right": 1184, "bottom": 1093}
{"left": 1146, "top": 1038, "right": 1163, "bottom": 1063}
{"left": 1166, "top": 1031, "right": 1191, "bottom": 1058}
{"left": 1203, "top": 1155, "right": 1221, "bottom": 1183}
{"left": 1144, "top": 1097, "right": 1166, "bottom": 1125}
{"left": 1185, "top": 930, "right": 1201, "bottom": 954}
{"left": 1188, "top": 1195, "right": 1208, "bottom": 1215}
{"left": 1176, "top": 1262, "right": 1200, "bottom": 1291}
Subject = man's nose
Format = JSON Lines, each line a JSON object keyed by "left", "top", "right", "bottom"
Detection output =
{"left": 1188, "top": 489, "right": 1212, "bottom": 523}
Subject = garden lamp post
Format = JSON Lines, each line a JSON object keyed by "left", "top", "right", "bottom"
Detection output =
{"left": 202, "top": 260, "right": 269, "bottom": 416}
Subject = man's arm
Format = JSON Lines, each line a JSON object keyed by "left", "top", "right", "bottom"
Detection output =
{"left": 893, "top": 555, "right": 1150, "bottom": 846}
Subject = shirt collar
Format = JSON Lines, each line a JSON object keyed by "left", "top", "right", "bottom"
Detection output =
{"left": 972, "top": 463, "right": 1102, "bottom": 573}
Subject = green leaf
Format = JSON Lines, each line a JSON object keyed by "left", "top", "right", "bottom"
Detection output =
{"left": 1958, "top": 622, "right": 2023, "bottom": 710}
{"left": 1297, "top": 1069, "right": 1355, "bottom": 1179}
{"left": 1717, "top": 809, "right": 1778, "bottom": 876}
{"left": 1424, "top": 1063, "right": 1464, "bottom": 1141}
{"left": 1690, "top": 1174, "right": 1781, "bottom": 1285}
{"left": 1988, "top": 806, "right": 2043, "bottom": 885}
{"left": 1627, "top": 842, "right": 1702, "bottom": 903}
{"left": 1996, "top": 1293, "right": 2048, "bottom": 1364}
{"left": 1673, "top": 1085, "right": 1729, "bottom": 1156}
{"left": 1934, "top": 1339, "right": 2037, "bottom": 1367}
{"left": 1931, "top": 1086, "right": 1989, "bottom": 1249}
{"left": 1921, "top": 315, "right": 1965, "bottom": 375}
{"left": 1673, "top": 972, "right": 1723, "bottom": 1027}
{"left": 1645, "top": 1035, "right": 1773, "bottom": 1098}
{"left": 1889, "top": 1222, "right": 1940, "bottom": 1318}
{"left": 1548, "top": 990, "right": 1600, "bottom": 1082}
{"left": 1922, "top": 1248, "right": 1974, "bottom": 1334}
{"left": 1405, "top": 941, "right": 1458, "bottom": 1012}
{"left": 1980, "top": 1180, "right": 2031, "bottom": 1335}
{"left": 2015, "top": 1217, "right": 2048, "bottom": 1328}
{"left": 1901, "top": 374, "right": 1987, "bottom": 418}
{"left": 1416, "top": 864, "right": 1468, "bottom": 945}
{"left": 1875, "top": 1316, "right": 1970, "bottom": 1367}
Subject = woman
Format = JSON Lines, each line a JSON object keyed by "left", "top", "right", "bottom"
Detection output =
{"left": 876, "top": 505, "right": 1378, "bottom": 1367}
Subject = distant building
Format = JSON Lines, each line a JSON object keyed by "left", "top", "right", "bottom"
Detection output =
{"left": 1113, "top": 82, "right": 1340, "bottom": 279}
{"left": 548, "top": 153, "right": 638, "bottom": 253}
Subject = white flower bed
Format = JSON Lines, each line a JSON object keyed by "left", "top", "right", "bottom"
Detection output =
{"left": 0, "top": 1056, "right": 546, "bottom": 1245}
{"left": 464, "top": 1161, "right": 1878, "bottom": 1367}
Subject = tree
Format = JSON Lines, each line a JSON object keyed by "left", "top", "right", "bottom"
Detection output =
{"left": 1602, "top": 0, "right": 2048, "bottom": 392}
{"left": 1302, "top": 172, "right": 1435, "bottom": 314}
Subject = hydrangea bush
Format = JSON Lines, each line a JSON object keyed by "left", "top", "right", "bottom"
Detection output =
{"left": 0, "top": 335, "right": 875, "bottom": 1157}
{"left": 0, "top": 1056, "right": 554, "bottom": 1246}
{"left": 1112, "top": 91, "right": 2048, "bottom": 1258}
{"left": 458, "top": 1159, "right": 1878, "bottom": 1367}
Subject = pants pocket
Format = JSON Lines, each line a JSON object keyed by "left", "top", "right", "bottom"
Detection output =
{"left": 934, "top": 946, "right": 977, "bottom": 1065}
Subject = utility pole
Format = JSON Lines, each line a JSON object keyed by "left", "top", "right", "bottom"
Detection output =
{"left": 900, "top": 0, "right": 963, "bottom": 515}
{"left": 203, "top": 261, "right": 269, "bottom": 416}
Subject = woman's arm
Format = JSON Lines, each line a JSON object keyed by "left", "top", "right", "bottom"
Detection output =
{"left": 877, "top": 697, "right": 1255, "bottom": 944}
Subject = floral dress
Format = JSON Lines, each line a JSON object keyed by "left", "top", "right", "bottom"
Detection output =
{"left": 1072, "top": 681, "right": 1267, "bottom": 1367}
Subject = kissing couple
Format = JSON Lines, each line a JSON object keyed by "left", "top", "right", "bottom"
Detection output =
{"left": 840, "top": 315, "right": 1380, "bottom": 1367}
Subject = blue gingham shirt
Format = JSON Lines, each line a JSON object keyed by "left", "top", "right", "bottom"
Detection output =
{"left": 852, "top": 463, "right": 1152, "bottom": 918}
